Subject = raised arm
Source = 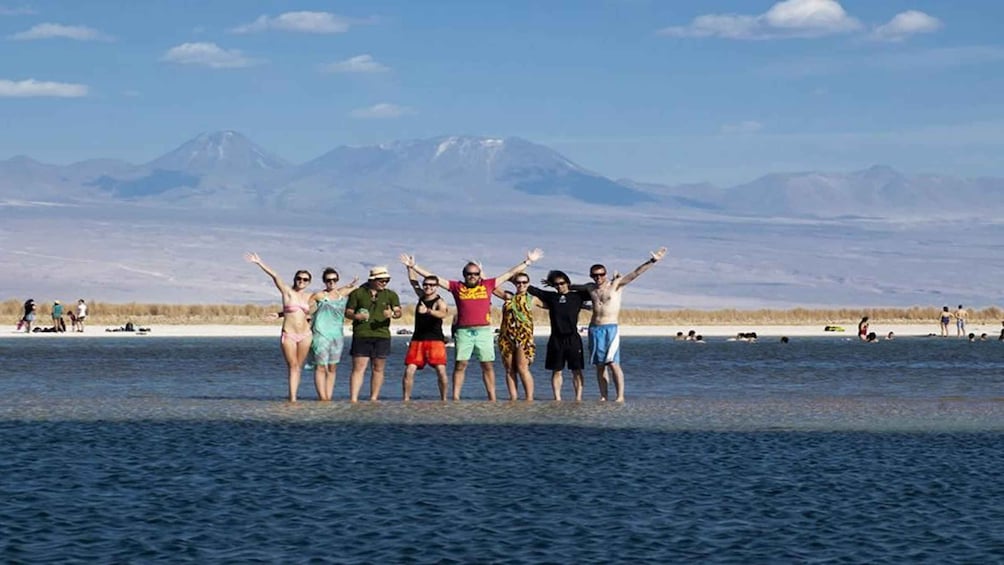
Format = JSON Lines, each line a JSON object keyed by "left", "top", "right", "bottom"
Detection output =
{"left": 401, "top": 253, "right": 449, "bottom": 290}
{"left": 492, "top": 248, "right": 543, "bottom": 286}
{"left": 405, "top": 265, "right": 424, "bottom": 298}
{"left": 615, "top": 246, "right": 667, "bottom": 289}
{"left": 337, "top": 276, "right": 360, "bottom": 297}
{"left": 244, "top": 252, "right": 287, "bottom": 292}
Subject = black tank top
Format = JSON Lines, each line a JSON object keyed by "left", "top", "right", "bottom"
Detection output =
{"left": 412, "top": 296, "right": 445, "bottom": 341}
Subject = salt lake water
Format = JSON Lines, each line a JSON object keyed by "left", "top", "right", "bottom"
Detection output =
{"left": 2, "top": 335, "right": 1003, "bottom": 563}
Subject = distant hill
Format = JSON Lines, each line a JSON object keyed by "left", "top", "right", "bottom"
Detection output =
{"left": 3, "top": 133, "right": 1004, "bottom": 308}
{"left": 2, "top": 131, "right": 1004, "bottom": 220}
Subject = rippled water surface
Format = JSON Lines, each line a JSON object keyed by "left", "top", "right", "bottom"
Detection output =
{"left": 2, "top": 336, "right": 1003, "bottom": 563}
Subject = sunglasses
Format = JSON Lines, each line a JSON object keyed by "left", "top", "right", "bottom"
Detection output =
{"left": 589, "top": 272, "right": 606, "bottom": 278}
{"left": 374, "top": 278, "right": 390, "bottom": 283}
{"left": 324, "top": 278, "right": 338, "bottom": 283}
{"left": 555, "top": 280, "right": 569, "bottom": 286}
{"left": 515, "top": 280, "right": 530, "bottom": 285}
{"left": 294, "top": 277, "right": 311, "bottom": 282}
{"left": 422, "top": 283, "right": 437, "bottom": 288}
{"left": 464, "top": 272, "right": 481, "bottom": 277}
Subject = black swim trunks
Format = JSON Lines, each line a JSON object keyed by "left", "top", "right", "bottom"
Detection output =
{"left": 544, "top": 333, "right": 584, "bottom": 371}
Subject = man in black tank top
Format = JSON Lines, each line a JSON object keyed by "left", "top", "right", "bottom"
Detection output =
{"left": 402, "top": 266, "right": 450, "bottom": 400}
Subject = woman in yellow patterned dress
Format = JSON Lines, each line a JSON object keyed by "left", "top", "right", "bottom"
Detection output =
{"left": 494, "top": 273, "right": 543, "bottom": 401}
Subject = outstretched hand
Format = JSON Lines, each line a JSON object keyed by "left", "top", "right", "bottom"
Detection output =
{"left": 651, "top": 247, "right": 667, "bottom": 262}
{"left": 244, "top": 252, "right": 261, "bottom": 264}
{"left": 400, "top": 253, "right": 416, "bottom": 267}
{"left": 527, "top": 248, "right": 544, "bottom": 263}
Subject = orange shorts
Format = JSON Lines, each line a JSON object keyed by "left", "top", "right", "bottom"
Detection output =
{"left": 404, "top": 340, "right": 447, "bottom": 369}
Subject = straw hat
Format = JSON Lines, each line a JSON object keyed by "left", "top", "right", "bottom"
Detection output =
{"left": 368, "top": 266, "right": 391, "bottom": 280}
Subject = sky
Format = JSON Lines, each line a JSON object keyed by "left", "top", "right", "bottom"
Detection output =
{"left": 1, "top": 0, "right": 1002, "bottom": 186}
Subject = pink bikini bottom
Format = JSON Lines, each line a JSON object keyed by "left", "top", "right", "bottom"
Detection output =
{"left": 281, "top": 330, "right": 311, "bottom": 345}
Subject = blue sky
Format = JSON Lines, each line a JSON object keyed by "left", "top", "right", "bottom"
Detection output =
{"left": 1, "top": 0, "right": 1002, "bottom": 186}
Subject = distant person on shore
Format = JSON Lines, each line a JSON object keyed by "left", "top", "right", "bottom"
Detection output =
{"left": 968, "top": 333, "right": 976, "bottom": 342}
{"left": 857, "top": 316, "right": 869, "bottom": 341}
{"left": 780, "top": 336, "right": 790, "bottom": 344}
{"left": 528, "top": 270, "right": 591, "bottom": 401}
{"left": 305, "top": 267, "right": 358, "bottom": 401}
{"left": 51, "top": 300, "right": 65, "bottom": 332}
{"left": 999, "top": 321, "right": 1004, "bottom": 341}
{"left": 674, "top": 331, "right": 685, "bottom": 341}
{"left": 886, "top": 331, "right": 895, "bottom": 340}
{"left": 402, "top": 265, "right": 450, "bottom": 402}
{"left": 939, "top": 306, "right": 951, "bottom": 337}
{"left": 18, "top": 299, "right": 36, "bottom": 333}
{"left": 245, "top": 252, "right": 313, "bottom": 402}
{"left": 345, "top": 266, "right": 402, "bottom": 402}
{"left": 955, "top": 304, "right": 968, "bottom": 337}
{"left": 494, "top": 273, "right": 541, "bottom": 401}
{"left": 75, "top": 299, "right": 87, "bottom": 332}
{"left": 581, "top": 246, "right": 667, "bottom": 402}
{"left": 402, "top": 248, "right": 543, "bottom": 401}
{"left": 866, "top": 332, "right": 878, "bottom": 342}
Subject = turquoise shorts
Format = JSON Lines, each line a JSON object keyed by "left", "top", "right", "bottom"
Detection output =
{"left": 454, "top": 326, "right": 495, "bottom": 362}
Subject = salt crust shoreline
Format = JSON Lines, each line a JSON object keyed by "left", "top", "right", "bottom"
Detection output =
{"left": 2, "top": 323, "right": 990, "bottom": 339}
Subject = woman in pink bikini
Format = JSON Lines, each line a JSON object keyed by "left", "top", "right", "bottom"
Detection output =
{"left": 245, "top": 252, "right": 313, "bottom": 402}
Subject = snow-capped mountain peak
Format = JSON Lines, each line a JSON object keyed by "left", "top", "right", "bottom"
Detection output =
{"left": 145, "top": 130, "right": 290, "bottom": 174}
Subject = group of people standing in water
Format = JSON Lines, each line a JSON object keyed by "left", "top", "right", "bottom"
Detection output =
{"left": 246, "top": 246, "right": 667, "bottom": 403}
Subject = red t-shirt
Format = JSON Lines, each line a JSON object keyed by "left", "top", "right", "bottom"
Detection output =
{"left": 449, "top": 278, "right": 497, "bottom": 328}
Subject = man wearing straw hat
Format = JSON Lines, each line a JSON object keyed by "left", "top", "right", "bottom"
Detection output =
{"left": 345, "top": 266, "right": 402, "bottom": 402}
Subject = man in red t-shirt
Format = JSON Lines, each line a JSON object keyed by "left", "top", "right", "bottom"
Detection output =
{"left": 401, "top": 249, "right": 543, "bottom": 401}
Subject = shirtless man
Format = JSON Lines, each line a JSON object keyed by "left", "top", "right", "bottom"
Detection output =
{"left": 955, "top": 304, "right": 968, "bottom": 338}
{"left": 583, "top": 246, "right": 667, "bottom": 402}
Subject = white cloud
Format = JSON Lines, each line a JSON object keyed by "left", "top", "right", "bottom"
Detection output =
{"left": 320, "top": 54, "right": 389, "bottom": 74}
{"left": 0, "top": 78, "right": 87, "bottom": 97}
{"left": 9, "top": 23, "right": 113, "bottom": 41}
{"left": 231, "top": 11, "right": 351, "bottom": 34}
{"left": 871, "top": 10, "right": 942, "bottom": 42}
{"left": 161, "top": 42, "right": 261, "bottom": 69}
{"left": 349, "top": 103, "right": 412, "bottom": 119}
{"left": 721, "top": 121, "right": 764, "bottom": 135}
{"left": 660, "top": 0, "right": 862, "bottom": 40}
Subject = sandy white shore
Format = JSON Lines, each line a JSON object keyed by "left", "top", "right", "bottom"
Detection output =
{"left": 3, "top": 323, "right": 994, "bottom": 339}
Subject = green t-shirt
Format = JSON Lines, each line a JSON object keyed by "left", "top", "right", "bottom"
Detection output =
{"left": 345, "top": 285, "right": 401, "bottom": 339}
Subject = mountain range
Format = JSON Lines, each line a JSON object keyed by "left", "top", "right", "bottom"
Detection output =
{"left": 3, "top": 130, "right": 1002, "bottom": 219}
{"left": 2, "top": 131, "right": 1003, "bottom": 310}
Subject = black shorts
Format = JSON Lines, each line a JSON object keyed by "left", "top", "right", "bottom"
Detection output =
{"left": 350, "top": 337, "right": 391, "bottom": 359}
{"left": 545, "top": 333, "right": 584, "bottom": 371}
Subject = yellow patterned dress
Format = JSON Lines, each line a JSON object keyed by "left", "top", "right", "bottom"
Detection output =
{"left": 498, "top": 292, "right": 535, "bottom": 363}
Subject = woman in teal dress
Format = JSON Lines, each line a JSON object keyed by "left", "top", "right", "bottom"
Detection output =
{"left": 307, "top": 267, "right": 358, "bottom": 401}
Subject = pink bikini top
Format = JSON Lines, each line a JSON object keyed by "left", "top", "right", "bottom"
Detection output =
{"left": 282, "top": 303, "right": 310, "bottom": 314}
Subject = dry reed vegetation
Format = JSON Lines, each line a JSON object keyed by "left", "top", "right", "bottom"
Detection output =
{"left": 3, "top": 299, "right": 1000, "bottom": 327}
